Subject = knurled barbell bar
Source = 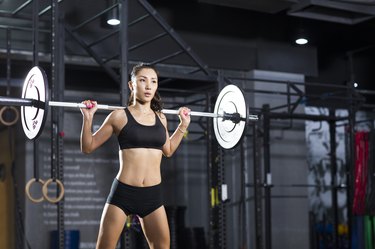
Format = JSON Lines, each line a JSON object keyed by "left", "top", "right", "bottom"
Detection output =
{"left": 0, "top": 66, "right": 258, "bottom": 149}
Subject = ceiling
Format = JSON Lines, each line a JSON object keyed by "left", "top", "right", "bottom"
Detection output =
{"left": 0, "top": 0, "right": 375, "bottom": 107}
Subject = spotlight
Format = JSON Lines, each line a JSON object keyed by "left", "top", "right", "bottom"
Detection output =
{"left": 294, "top": 27, "right": 309, "bottom": 45}
{"left": 354, "top": 82, "right": 358, "bottom": 88}
{"left": 295, "top": 38, "right": 308, "bottom": 45}
{"left": 107, "top": 17, "right": 120, "bottom": 26}
{"left": 106, "top": 1, "right": 120, "bottom": 26}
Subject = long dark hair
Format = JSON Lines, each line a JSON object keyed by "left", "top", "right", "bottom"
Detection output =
{"left": 128, "top": 63, "right": 164, "bottom": 112}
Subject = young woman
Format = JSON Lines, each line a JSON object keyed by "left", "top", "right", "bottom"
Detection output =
{"left": 80, "top": 63, "right": 191, "bottom": 249}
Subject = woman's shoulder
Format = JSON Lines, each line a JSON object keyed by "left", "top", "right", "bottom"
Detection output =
{"left": 106, "top": 109, "right": 127, "bottom": 135}
{"left": 107, "top": 109, "right": 126, "bottom": 122}
{"left": 111, "top": 108, "right": 125, "bottom": 115}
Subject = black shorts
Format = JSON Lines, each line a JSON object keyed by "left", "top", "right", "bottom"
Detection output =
{"left": 106, "top": 178, "right": 163, "bottom": 218}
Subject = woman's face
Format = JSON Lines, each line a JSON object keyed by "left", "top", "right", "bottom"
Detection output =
{"left": 132, "top": 68, "right": 158, "bottom": 103}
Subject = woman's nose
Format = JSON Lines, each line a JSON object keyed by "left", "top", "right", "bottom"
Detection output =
{"left": 145, "top": 81, "right": 151, "bottom": 89}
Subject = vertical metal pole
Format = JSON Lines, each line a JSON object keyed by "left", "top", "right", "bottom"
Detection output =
{"left": 346, "top": 52, "right": 357, "bottom": 249}
{"left": 32, "top": 2, "right": 41, "bottom": 241}
{"left": 119, "top": 0, "right": 129, "bottom": 248}
{"left": 239, "top": 140, "right": 247, "bottom": 248}
{"left": 217, "top": 73, "right": 226, "bottom": 249}
{"left": 51, "top": 1, "right": 65, "bottom": 249}
{"left": 6, "top": 29, "right": 11, "bottom": 93}
{"left": 218, "top": 147, "right": 226, "bottom": 249}
{"left": 347, "top": 111, "right": 355, "bottom": 249}
{"left": 33, "top": 0, "right": 39, "bottom": 67}
{"left": 119, "top": 0, "right": 129, "bottom": 106}
{"left": 207, "top": 73, "right": 224, "bottom": 249}
{"left": 57, "top": 14, "right": 66, "bottom": 249}
{"left": 262, "top": 104, "right": 272, "bottom": 249}
{"left": 329, "top": 109, "right": 339, "bottom": 249}
{"left": 207, "top": 93, "right": 214, "bottom": 249}
{"left": 253, "top": 123, "right": 264, "bottom": 249}
{"left": 244, "top": 133, "right": 252, "bottom": 249}
{"left": 51, "top": 1, "right": 58, "bottom": 182}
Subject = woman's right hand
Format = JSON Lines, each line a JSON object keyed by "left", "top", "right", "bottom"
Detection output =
{"left": 80, "top": 100, "right": 98, "bottom": 117}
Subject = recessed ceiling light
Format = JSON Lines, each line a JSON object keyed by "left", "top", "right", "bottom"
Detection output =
{"left": 107, "top": 18, "right": 120, "bottom": 26}
{"left": 295, "top": 38, "right": 308, "bottom": 45}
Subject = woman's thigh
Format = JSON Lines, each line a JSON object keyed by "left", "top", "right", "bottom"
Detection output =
{"left": 96, "top": 203, "right": 127, "bottom": 249}
{"left": 140, "top": 206, "right": 170, "bottom": 249}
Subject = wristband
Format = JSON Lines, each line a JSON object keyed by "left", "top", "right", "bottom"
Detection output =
{"left": 178, "top": 127, "right": 186, "bottom": 134}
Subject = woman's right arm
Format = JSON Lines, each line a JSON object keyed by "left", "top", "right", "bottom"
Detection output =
{"left": 80, "top": 101, "right": 115, "bottom": 154}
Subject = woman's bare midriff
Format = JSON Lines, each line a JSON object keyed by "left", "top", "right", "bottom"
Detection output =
{"left": 117, "top": 148, "right": 163, "bottom": 187}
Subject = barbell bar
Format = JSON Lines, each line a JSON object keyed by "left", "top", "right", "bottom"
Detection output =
{"left": 0, "top": 97, "right": 257, "bottom": 121}
{"left": 48, "top": 101, "right": 258, "bottom": 121}
{"left": 0, "top": 66, "right": 259, "bottom": 149}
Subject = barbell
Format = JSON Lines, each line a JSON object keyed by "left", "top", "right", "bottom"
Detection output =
{"left": 0, "top": 66, "right": 259, "bottom": 149}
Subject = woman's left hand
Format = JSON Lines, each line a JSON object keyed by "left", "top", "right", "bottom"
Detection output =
{"left": 178, "top": 107, "right": 191, "bottom": 128}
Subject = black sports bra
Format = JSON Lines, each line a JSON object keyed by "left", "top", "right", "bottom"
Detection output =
{"left": 117, "top": 108, "right": 166, "bottom": 150}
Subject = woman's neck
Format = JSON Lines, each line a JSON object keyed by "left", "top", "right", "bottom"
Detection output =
{"left": 131, "top": 102, "right": 152, "bottom": 114}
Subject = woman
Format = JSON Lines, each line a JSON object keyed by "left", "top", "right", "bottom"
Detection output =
{"left": 80, "top": 63, "right": 191, "bottom": 249}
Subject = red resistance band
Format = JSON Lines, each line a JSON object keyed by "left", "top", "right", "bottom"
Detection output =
{"left": 353, "top": 132, "right": 369, "bottom": 215}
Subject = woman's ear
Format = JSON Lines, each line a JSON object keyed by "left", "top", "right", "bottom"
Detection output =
{"left": 128, "top": 80, "right": 137, "bottom": 106}
{"left": 128, "top": 80, "right": 133, "bottom": 91}
{"left": 128, "top": 80, "right": 137, "bottom": 91}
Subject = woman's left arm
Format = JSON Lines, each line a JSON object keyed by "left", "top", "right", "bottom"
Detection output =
{"left": 162, "top": 107, "right": 191, "bottom": 157}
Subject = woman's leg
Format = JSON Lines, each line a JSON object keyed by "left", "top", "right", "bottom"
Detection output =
{"left": 96, "top": 203, "right": 127, "bottom": 249}
{"left": 140, "top": 206, "right": 170, "bottom": 249}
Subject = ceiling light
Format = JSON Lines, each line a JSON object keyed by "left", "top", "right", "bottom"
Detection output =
{"left": 294, "top": 26, "right": 309, "bottom": 45}
{"left": 107, "top": 17, "right": 120, "bottom": 26}
{"left": 106, "top": 2, "right": 120, "bottom": 26}
{"left": 295, "top": 38, "right": 308, "bottom": 45}
{"left": 354, "top": 82, "right": 358, "bottom": 88}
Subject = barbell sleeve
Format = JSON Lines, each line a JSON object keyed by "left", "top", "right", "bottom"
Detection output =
{"left": 0, "top": 96, "right": 34, "bottom": 107}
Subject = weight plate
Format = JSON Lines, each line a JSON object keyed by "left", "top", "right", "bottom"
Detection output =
{"left": 21, "top": 66, "right": 49, "bottom": 140}
{"left": 213, "top": 84, "right": 247, "bottom": 149}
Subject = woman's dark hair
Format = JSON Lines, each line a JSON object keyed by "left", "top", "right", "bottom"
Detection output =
{"left": 128, "top": 63, "right": 164, "bottom": 112}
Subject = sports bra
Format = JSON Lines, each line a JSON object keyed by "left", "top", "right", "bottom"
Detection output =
{"left": 117, "top": 108, "right": 166, "bottom": 150}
